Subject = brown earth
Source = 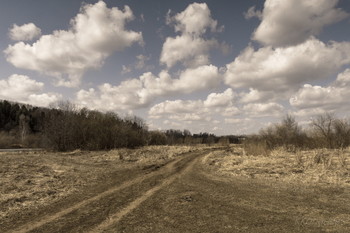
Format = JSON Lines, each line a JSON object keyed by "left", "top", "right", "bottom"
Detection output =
{"left": 1, "top": 146, "right": 349, "bottom": 233}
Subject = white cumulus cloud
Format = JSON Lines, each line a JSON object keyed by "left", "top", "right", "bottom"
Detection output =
{"left": 9, "top": 23, "right": 41, "bottom": 41}
{"left": 239, "top": 88, "right": 274, "bottom": 103}
{"left": 160, "top": 35, "right": 219, "bottom": 68}
{"left": 253, "top": 0, "right": 348, "bottom": 47}
{"left": 225, "top": 38, "right": 350, "bottom": 94}
{"left": 4, "top": 1, "right": 143, "bottom": 87}
{"left": 76, "top": 65, "right": 221, "bottom": 111}
{"left": 0, "top": 74, "right": 61, "bottom": 107}
{"left": 160, "top": 2, "right": 222, "bottom": 69}
{"left": 243, "top": 103, "right": 284, "bottom": 117}
{"left": 171, "top": 2, "right": 219, "bottom": 36}
{"left": 149, "top": 88, "right": 236, "bottom": 120}
{"left": 204, "top": 88, "right": 235, "bottom": 107}
{"left": 290, "top": 69, "right": 350, "bottom": 113}
{"left": 147, "top": 89, "right": 262, "bottom": 134}
{"left": 244, "top": 6, "right": 262, "bottom": 20}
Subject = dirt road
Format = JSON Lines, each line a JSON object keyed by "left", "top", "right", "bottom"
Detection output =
{"left": 2, "top": 149, "right": 349, "bottom": 233}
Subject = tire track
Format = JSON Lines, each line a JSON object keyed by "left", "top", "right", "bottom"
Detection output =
{"left": 89, "top": 152, "right": 200, "bottom": 233}
{"left": 8, "top": 152, "right": 200, "bottom": 233}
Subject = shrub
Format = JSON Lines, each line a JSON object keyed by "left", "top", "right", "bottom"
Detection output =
{"left": 0, "top": 131, "right": 17, "bottom": 148}
{"left": 243, "top": 136, "right": 270, "bottom": 156}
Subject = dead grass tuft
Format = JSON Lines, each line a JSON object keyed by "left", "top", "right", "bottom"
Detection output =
{"left": 243, "top": 140, "right": 270, "bottom": 156}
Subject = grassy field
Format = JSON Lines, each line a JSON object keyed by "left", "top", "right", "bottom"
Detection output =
{"left": 2, "top": 144, "right": 350, "bottom": 232}
{"left": 0, "top": 145, "right": 206, "bottom": 221}
{"left": 204, "top": 145, "right": 350, "bottom": 186}
{"left": 203, "top": 145, "right": 350, "bottom": 231}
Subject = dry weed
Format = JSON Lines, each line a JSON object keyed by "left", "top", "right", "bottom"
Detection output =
{"left": 338, "top": 150, "right": 348, "bottom": 168}
{"left": 205, "top": 145, "right": 350, "bottom": 187}
{"left": 243, "top": 141, "right": 270, "bottom": 156}
{"left": 0, "top": 145, "right": 205, "bottom": 220}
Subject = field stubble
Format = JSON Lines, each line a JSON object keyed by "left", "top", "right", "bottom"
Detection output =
{"left": 0, "top": 145, "right": 204, "bottom": 222}
{"left": 206, "top": 145, "right": 350, "bottom": 186}
{"left": 204, "top": 145, "right": 350, "bottom": 232}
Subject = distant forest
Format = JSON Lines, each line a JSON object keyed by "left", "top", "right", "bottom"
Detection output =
{"left": 0, "top": 100, "right": 241, "bottom": 151}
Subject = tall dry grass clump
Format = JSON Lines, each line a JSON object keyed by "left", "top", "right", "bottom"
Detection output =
{"left": 242, "top": 137, "right": 270, "bottom": 156}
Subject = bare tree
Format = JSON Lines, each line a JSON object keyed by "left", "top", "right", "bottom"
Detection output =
{"left": 311, "top": 113, "right": 336, "bottom": 148}
{"left": 19, "top": 114, "right": 30, "bottom": 144}
{"left": 333, "top": 118, "right": 350, "bottom": 149}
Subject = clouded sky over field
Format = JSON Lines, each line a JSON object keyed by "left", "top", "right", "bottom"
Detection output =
{"left": 1, "top": 0, "right": 350, "bottom": 135}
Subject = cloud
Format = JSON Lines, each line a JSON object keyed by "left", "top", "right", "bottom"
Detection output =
{"left": 149, "top": 100, "right": 203, "bottom": 116}
{"left": 290, "top": 84, "right": 345, "bottom": 110}
{"left": 160, "top": 35, "right": 219, "bottom": 68}
{"left": 334, "top": 68, "right": 350, "bottom": 87}
{"left": 4, "top": 1, "right": 142, "bottom": 87}
{"left": 0, "top": 74, "right": 61, "bottom": 107}
{"left": 244, "top": 6, "right": 262, "bottom": 20}
{"left": 168, "top": 2, "right": 219, "bottom": 36}
{"left": 290, "top": 69, "right": 350, "bottom": 113}
{"left": 135, "top": 54, "right": 150, "bottom": 69}
{"left": 242, "top": 103, "right": 284, "bottom": 117}
{"left": 147, "top": 89, "right": 285, "bottom": 134}
{"left": 77, "top": 65, "right": 221, "bottom": 111}
{"left": 204, "top": 88, "right": 235, "bottom": 107}
{"left": 160, "top": 3, "right": 223, "bottom": 69}
{"left": 253, "top": 0, "right": 348, "bottom": 47}
{"left": 225, "top": 38, "right": 350, "bottom": 94}
{"left": 8, "top": 23, "right": 41, "bottom": 41}
{"left": 225, "top": 118, "right": 249, "bottom": 124}
{"left": 122, "top": 54, "right": 152, "bottom": 74}
{"left": 239, "top": 88, "right": 274, "bottom": 103}
{"left": 121, "top": 65, "right": 132, "bottom": 74}
{"left": 149, "top": 88, "right": 236, "bottom": 120}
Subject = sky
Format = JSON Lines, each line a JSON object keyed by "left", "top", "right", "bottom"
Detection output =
{"left": 1, "top": 0, "right": 350, "bottom": 135}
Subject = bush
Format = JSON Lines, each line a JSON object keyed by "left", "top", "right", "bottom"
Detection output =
{"left": 243, "top": 136, "right": 270, "bottom": 156}
{"left": 259, "top": 115, "right": 308, "bottom": 150}
{"left": 0, "top": 131, "right": 17, "bottom": 148}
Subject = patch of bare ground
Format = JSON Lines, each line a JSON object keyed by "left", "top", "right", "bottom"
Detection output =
{"left": 203, "top": 145, "right": 350, "bottom": 232}
{"left": 0, "top": 145, "right": 206, "bottom": 231}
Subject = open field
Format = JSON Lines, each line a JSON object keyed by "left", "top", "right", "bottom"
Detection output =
{"left": 203, "top": 145, "right": 350, "bottom": 232}
{"left": 0, "top": 145, "right": 205, "bottom": 223}
{"left": 1, "top": 145, "right": 350, "bottom": 232}
{"left": 204, "top": 145, "right": 350, "bottom": 186}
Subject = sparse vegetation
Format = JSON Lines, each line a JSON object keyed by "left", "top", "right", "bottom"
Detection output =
{"left": 0, "top": 145, "right": 207, "bottom": 220}
{"left": 2, "top": 98, "right": 350, "bottom": 231}
{"left": 242, "top": 113, "right": 350, "bottom": 157}
{"left": 0, "top": 99, "right": 242, "bottom": 151}
{"left": 206, "top": 145, "right": 350, "bottom": 186}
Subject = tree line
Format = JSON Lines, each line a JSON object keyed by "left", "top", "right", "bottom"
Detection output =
{"left": 244, "top": 113, "right": 350, "bottom": 155}
{"left": 0, "top": 100, "right": 241, "bottom": 151}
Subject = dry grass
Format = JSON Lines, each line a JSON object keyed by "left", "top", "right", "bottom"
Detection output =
{"left": 242, "top": 140, "right": 270, "bottom": 156}
{"left": 204, "top": 145, "right": 350, "bottom": 231}
{"left": 98, "top": 145, "right": 204, "bottom": 164}
{"left": 205, "top": 145, "right": 350, "bottom": 186}
{"left": 0, "top": 145, "right": 206, "bottom": 220}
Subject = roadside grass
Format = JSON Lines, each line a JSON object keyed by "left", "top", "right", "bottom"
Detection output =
{"left": 205, "top": 145, "right": 350, "bottom": 231}
{"left": 205, "top": 145, "right": 350, "bottom": 186}
{"left": 98, "top": 145, "right": 205, "bottom": 164}
{"left": 0, "top": 145, "right": 206, "bottom": 221}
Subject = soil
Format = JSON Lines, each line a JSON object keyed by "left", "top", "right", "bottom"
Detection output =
{"left": 1, "top": 147, "right": 349, "bottom": 233}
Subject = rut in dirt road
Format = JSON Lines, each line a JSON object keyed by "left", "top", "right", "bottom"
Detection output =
{"left": 7, "top": 150, "right": 206, "bottom": 233}
{"left": 90, "top": 152, "right": 199, "bottom": 232}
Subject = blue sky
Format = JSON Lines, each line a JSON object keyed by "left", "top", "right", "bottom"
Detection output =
{"left": 1, "top": 0, "right": 350, "bottom": 135}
